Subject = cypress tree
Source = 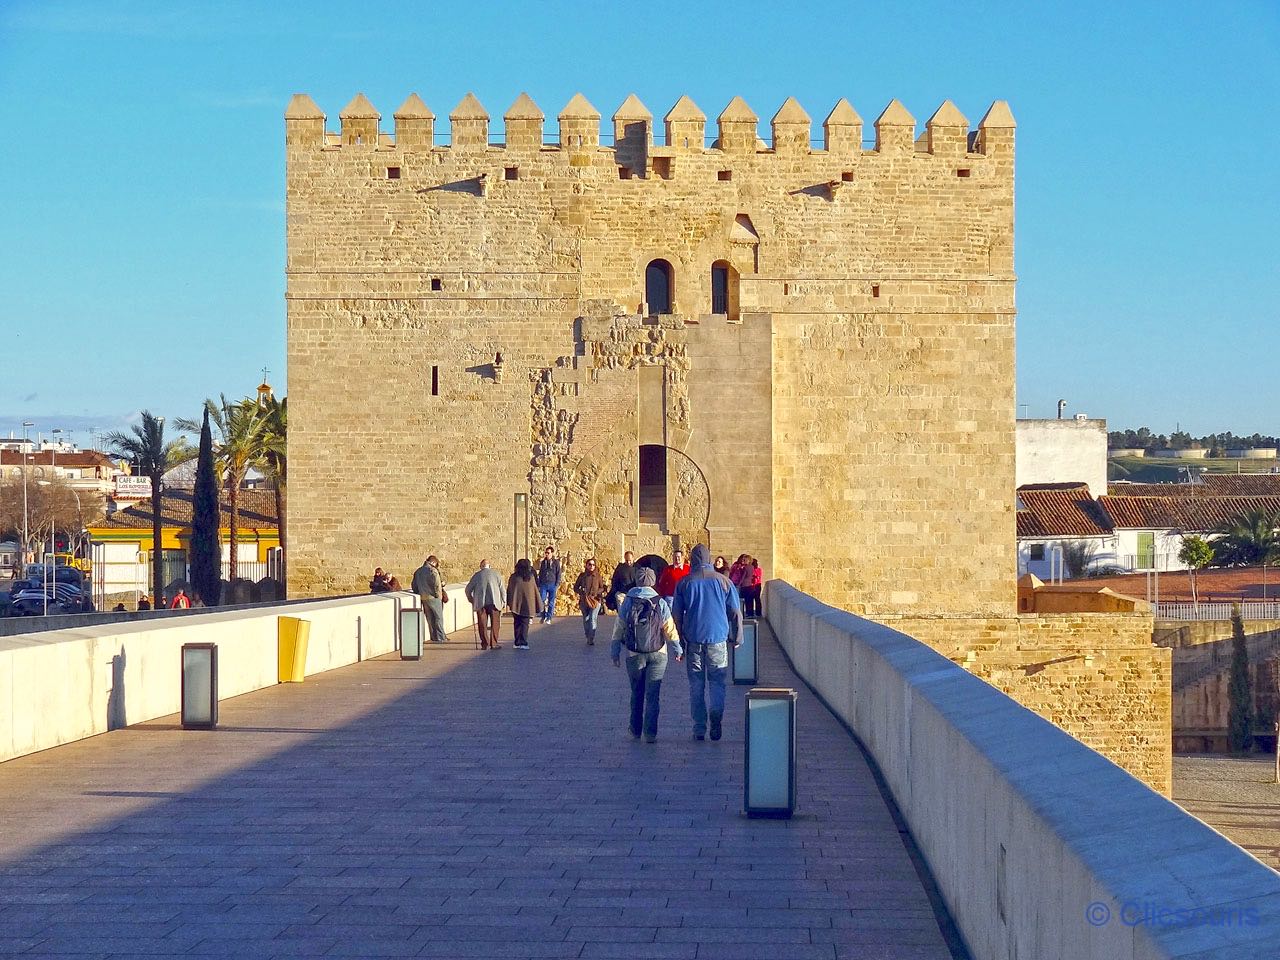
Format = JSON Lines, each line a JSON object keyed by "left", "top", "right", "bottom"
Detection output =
{"left": 1227, "top": 606, "right": 1254, "bottom": 752}
{"left": 190, "top": 407, "right": 222, "bottom": 606}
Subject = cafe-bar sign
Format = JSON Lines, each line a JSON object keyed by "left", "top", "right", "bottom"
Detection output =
{"left": 114, "top": 476, "right": 152, "bottom": 499}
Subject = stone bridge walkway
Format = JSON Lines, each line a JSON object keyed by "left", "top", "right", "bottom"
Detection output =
{"left": 0, "top": 615, "right": 959, "bottom": 959}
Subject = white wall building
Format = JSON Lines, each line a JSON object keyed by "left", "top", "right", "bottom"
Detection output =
{"left": 1016, "top": 418, "right": 1108, "bottom": 498}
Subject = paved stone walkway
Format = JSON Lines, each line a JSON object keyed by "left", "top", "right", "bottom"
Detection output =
{"left": 0, "top": 615, "right": 957, "bottom": 959}
{"left": 1174, "top": 755, "right": 1280, "bottom": 871}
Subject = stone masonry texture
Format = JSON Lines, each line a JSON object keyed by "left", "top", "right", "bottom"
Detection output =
{"left": 284, "top": 91, "right": 1015, "bottom": 617}
{"left": 285, "top": 92, "right": 1169, "bottom": 791}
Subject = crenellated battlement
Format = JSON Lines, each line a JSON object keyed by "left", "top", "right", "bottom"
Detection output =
{"left": 285, "top": 91, "right": 1014, "bottom": 160}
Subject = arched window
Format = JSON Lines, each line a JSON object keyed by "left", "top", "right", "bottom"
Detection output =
{"left": 645, "top": 259, "right": 673, "bottom": 316}
{"left": 711, "top": 260, "right": 739, "bottom": 318}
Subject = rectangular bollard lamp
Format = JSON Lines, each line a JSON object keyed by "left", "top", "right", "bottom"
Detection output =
{"left": 744, "top": 687, "right": 797, "bottom": 818}
{"left": 180, "top": 643, "right": 218, "bottom": 730}
{"left": 400, "top": 605, "right": 423, "bottom": 660}
{"left": 733, "top": 619, "right": 758, "bottom": 684}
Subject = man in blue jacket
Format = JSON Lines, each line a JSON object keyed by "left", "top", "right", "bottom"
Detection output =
{"left": 672, "top": 543, "right": 742, "bottom": 741}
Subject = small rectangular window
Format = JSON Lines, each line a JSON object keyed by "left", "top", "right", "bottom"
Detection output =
{"left": 504, "top": 166, "right": 519, "bottom": 180}
{"left": 386, "top": 167, "right": 401, "bottom": 180}
{"left": 956, "top": 168, "right": 971, "bottom": 178}
{"left": 431, "top": 366, "right": 439, "bottom": 396}
{"left": 1029, "top": 544, "right": 1045, "bottom": 561}
{"left": 717, "top": 170, "right": 732, "bottom": 181}
{"left": 871, "top": 284, "right": 881, "bottom": 298}
{"left": 841, "top": 171, "right": 854, "bottom": 182}
{"left": 430, "top": 278, "right": 442, "bottom": 292}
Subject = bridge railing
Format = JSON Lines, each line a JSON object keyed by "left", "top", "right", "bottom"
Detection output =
{"left": 765, "top": 580, "right": 1280, "bottom": 960}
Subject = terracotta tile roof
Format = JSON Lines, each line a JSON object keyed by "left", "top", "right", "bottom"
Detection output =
{"left": 96, "top": 489, "right": 278, "bottom": 530}
{"left": 0, "top": 450, "right": 117, "bottom": 469}
{"left": 1106, "top": 481, "right": 1203, "bottom": 497}
{"left": 1200, "top": 474, "right": 1280, "bottom": 496}
{"left": 1096, "top": 494, "right": 1280, "bottom": 532}
{"left": 1016, "top": 483, "right": 1113, "bottom": 538}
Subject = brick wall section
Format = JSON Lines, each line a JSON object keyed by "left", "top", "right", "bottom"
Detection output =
{"left": 284, "top": 93, "right": 1015, "bottom": 616}
{"left": 883, "top": 613, "right": 1172, "bottom": 794}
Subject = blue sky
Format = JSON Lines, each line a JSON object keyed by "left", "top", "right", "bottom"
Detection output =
{"left": 1, "top": 0, "right": 1277, "bottom": 443}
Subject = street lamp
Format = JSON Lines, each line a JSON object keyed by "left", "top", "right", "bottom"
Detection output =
{"left": 21, "top": 420, "right": 34, "bottom": 573}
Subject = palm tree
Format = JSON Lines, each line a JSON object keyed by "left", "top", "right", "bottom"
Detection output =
{"left": 255, "top": 393, "right": 287, "bottom": 589}
{"left": 1212, "top": 509, "right": 1280, "bottom": 567}
{"left": 178, "top": 396, "right": 264, "bottom": 583}
{"left": 103, "top": 412, "right": 191, "bottom": 606}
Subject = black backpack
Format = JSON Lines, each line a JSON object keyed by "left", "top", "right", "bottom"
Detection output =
{"left": 624, "top": 595, "right": 665, "bottom": 653}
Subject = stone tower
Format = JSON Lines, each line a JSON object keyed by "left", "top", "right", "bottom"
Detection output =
{"left": 284, "top": 91, "right": 1017, "bottom": 617}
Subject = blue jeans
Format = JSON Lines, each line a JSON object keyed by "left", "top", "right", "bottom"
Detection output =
{"left": 625, "top": 649, "right": 668, "bottom": 739}
{"left": 685, "top": 642, "right": 728, "bottom": 735}
{"left": 580, "top": 602, "right": 600, "bottom": 641}
{"left": 538, "top": 584, "right": 557, "bottom": 621}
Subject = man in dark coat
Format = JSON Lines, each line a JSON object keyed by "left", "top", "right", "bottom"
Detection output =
{"left": 607, "top": 550, "right": 638, "bottom": 612}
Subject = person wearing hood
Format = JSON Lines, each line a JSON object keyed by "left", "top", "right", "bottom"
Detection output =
{"left": 610, "top": 566, "right": 683, "bottom": 743}
{"left": 465, "top": 559, "right": 505, "bottom": 650}
{"left": 672, "top": 543, "right": 742, "bottom": 742}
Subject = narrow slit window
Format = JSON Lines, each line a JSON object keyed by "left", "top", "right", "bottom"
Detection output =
{"left": 431, "top": 278, "right": 442, "bottom": 291}
{"left": 431, "top": 366, "right": 439, "bottom": 396}
{"left": 871, "top": 284, "right": 881, "bottom": 298}
{"left": 386, "top": 167, "right": 401, "bottom": 180}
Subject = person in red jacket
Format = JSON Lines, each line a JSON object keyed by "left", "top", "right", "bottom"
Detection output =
{"left": 656, "top": 549, "right": 690, "bottom": 604}
{"left": 170, "top": 588, "right": 191, "bottom": 610}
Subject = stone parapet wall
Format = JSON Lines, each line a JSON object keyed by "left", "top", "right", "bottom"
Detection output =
{"left": 880, "top": 611, "right": 1171, "bottom": 793}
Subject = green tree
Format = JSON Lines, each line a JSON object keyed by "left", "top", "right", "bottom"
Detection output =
{"left": 1211, "top": 509, "right": 1280, "bottom": 567}
{"left": 1228, "top": 606, "right": 1254, "bottom": 752}
{"left": 189, "top": 407, "right": 222, "bottom": 606}
{"left": 103, "top": 413, "right": 191, "bottom": 606}
{"left": 178, "top": 396, "right": 264, "bottom": 583}
{"left": 255, "top": 392, "right": 287, "bottom": 591}
{"left": 1178, "top": 536, "right": 1215, "bottom": 606}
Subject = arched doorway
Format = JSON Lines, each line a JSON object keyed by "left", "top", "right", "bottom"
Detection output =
{"left": 645, "top": 259, "right": 673, "bottom": 316}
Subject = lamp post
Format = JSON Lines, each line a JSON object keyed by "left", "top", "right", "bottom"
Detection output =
{"left": 21, "top": 420, "right": 34, "bottom": 573}
{"left": 51, "top": 428, "right": 62, "bottom": 473}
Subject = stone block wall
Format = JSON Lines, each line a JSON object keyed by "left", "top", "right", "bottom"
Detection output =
{"left": 882, "top": 612, "right": 1172, "bottom": 793}
{"left": 285, "top": 91, "right": 1015, "bottom": 619}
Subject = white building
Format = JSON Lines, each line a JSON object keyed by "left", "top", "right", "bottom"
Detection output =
{"left": 1016, "top": 418, "right": 1108, "bottom": 498}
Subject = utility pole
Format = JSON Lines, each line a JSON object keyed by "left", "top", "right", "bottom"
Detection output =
{"left": 21, "top": 420, "right": 34, "bottom": 572}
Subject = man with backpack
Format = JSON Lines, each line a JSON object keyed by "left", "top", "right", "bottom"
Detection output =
{"left": 672, "top": 543, "right": 742, "bottom": 742}
{"left": 610, "top": 567, "right": 683, "bottom": 743}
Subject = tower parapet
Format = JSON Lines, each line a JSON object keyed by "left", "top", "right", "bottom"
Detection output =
{"left": 926, "top": 100, "right": 968, "bottom": 157}
{"left": 771, "top": 97, "right": 811, "bottom": 155}
{"left": 613, "top": 94, "right": 652, "bottom": 171}
{"left": 285, "top": 94, "right": 325, "bottom": 146}
{"left": 393, "top": 94, "right": 434, "bottom": 151}
{"left": 504, "top": 93, "right": 543, "bottom": 150}
{"left": 976, "top": 100, "right": 1016, "bottom": 156}
{"left": 717, "top": 97, "right": 758, "bottom": 154}
{"left": 558, "top": 93, "right": 600, "bottom": 149}
{"left": 664, "top": 96, "right": 705, "bottom": 150}
{"left": 450, "top": 93, "right": 489, "bottom": 150}
{"left": 822, "top": 99, "right": 861, "bottom": 155}
{"left": 286, "top": 93, "right": 1013, "bottom": 162}
{"left": 874, "top": 99, "right": 915, "bottom": 153}
{"left": 339, "top": 93, "right": 379, "bottom": 147}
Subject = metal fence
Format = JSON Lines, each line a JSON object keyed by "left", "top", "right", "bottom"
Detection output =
{"left": 1155, "top": 601, "right": 1280, "bottom": 621}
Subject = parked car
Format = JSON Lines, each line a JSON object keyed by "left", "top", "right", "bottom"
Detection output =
{"left": 8, "top": 582, "right": 93, "bottom": 616}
